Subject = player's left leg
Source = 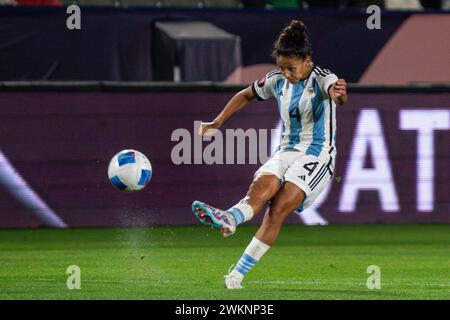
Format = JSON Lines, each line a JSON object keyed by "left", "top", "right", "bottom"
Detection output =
{"left": 225, "top": 182, "right": 305, "bottom": 289}
{"left": 225, "top": 154, "right": 334, "bottom": 289}
{"left": 255, "top": 182, "right": 305, "bottom": 245}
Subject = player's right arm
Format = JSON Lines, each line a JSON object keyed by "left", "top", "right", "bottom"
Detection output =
{"left": 199, "top": 70, "right": 280, "bottom": 136}
{"left": 199, "top": 86, "right": 255, "bottom": 136}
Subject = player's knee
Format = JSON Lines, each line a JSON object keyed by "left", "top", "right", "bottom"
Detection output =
{"left": 268, "top": 195, "right": 303, "bottom": 225}
{"left": 251, "top": 174, "right": 280, "bottom": 201}
{"left": 267, "top": 204, "right": 289, "bottom": 225}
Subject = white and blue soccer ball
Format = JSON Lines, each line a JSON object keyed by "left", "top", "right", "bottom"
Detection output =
{"left": 108, "top": 149, "right": 152, "bottom": 192}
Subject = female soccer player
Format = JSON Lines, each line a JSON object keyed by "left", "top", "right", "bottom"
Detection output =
{"left": 192, "top": 19, "right": 347, "bottom": 289}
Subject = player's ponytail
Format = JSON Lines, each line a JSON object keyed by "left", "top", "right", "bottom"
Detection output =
{"left": 272, "top": 20, "right": 312, "bottom": 59}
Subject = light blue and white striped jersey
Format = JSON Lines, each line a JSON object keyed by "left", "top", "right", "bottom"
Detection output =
{"left": 252, "top": 66, "right": 338, "bottom": 164}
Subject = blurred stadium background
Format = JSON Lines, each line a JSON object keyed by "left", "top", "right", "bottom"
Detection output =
{"left": 0, "top": 0, "right": 449, "bottom": 300}
{"left": 0, "top": 0, "right": 448, "bottom": 228}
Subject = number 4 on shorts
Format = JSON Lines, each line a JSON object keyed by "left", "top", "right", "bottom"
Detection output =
{"left": 303, "top": 162, "right": 319, "bottom": 176}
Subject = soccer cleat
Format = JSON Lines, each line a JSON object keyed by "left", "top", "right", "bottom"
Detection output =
{"left": 192, "top": 200, "right": 237, "bottom": 237}
{"left": 224, "top": 271, "right": 244, "bottom": 289}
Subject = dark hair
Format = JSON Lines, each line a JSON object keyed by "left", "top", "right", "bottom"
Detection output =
{"left": 272, "top": 20, "right": 312, "bottom": 59}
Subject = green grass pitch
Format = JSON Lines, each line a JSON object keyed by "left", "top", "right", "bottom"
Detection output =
{"left": 0, "top": 224, "right": 449, "bottom": 300}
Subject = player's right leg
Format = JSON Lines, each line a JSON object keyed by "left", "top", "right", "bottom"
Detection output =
{"left": 192, "top": 150, "right": 298, "bottom": 237}
{"left": 192, "top": 174, "right": 280, "bottom": 237}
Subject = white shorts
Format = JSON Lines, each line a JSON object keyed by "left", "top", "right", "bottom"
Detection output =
{"left": 255, "top": 149, "right": 334, "bottom": 212}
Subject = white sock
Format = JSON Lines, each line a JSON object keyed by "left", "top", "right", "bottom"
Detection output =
{"left": 233, "top": 237, "right": 270, "bottom": 277}
{"left": 227, "top": 203, "right": 254, "bottom": 225}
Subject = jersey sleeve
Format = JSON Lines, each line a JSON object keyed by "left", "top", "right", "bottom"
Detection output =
{"left": 314, "top": 67, "right": 338, "bottom": 100}
{"left": 251, "top": 70, "right": 282, "bottom": 101}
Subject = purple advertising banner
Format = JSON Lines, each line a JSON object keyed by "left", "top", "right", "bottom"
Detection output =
{"left": 0, "top": 90, "right": 448, "bottom": 228}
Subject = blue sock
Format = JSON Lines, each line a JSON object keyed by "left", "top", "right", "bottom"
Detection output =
{"left": 227, "top": 207, "right": 245, "bottom": 225}
{"left": 235, "top": 253, "right": 258, "bottom": 277}
{"left": 233, "top": 237, "right": 270, "bottom": 277}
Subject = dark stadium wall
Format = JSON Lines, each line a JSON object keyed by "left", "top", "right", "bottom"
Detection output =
{"left": 0, "top": 6, "right": 412, "bottom": 83}
{"left": 359, "top": 14, "right": 450, "bottom": 85}
{"left": 0, "top": 89, "right": 448, "bottom": 228}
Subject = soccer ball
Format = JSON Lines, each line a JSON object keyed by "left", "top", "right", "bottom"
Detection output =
{"left": 107, "top": 149, "right": 152, "bottom": 192}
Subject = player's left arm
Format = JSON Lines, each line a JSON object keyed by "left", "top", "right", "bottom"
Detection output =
{"left": 328, "top": 79, "right": 347, "bottom": 106}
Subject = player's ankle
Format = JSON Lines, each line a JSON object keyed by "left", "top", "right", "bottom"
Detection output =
{"left": 227, "top": 203, "right": 254, "bottom": 226}
{"left": 223, "top": 211, "right": 238, "bottom": 226}
{"left": 230, "top": 269, "right": 244, "bottom": 280}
